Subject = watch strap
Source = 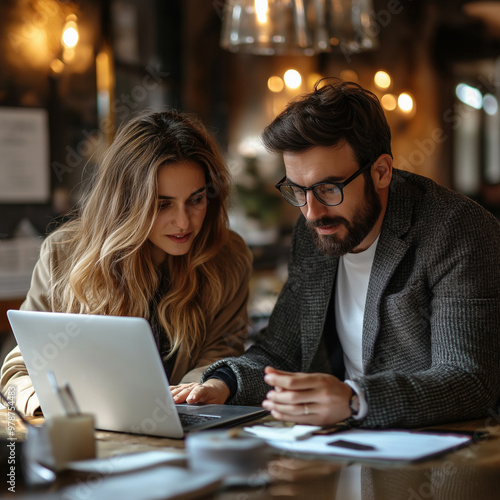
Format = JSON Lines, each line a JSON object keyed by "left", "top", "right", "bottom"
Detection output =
{"left": 349, "top": 387, "right": 360, "bottom": 416}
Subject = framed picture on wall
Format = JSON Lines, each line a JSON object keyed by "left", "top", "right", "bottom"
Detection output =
{"left": 0, "top": 107, "right": 50, "bottom": 203}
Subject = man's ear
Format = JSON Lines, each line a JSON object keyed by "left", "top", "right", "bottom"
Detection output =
{"left": 371, "top": 154, "right": 393, "bottom": 189}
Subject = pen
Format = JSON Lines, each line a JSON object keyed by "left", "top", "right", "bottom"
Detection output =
{"left": 313, "top": 421, "right": 352, "bottom": 435}
{"left": 47, "top": 371, "right": 79, "bottom": 416}
{"left": 63, "top": 381, "right": 81, "bottom": 415}
{"left": 327, "top": 438, "right": 377, "bottom": 451}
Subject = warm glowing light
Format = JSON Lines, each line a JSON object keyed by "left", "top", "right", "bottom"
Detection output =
{"left": 268, "top": 76, "right": 284, "bottom": 92}
{"left": 456, "top": 83, "right": 482, "bottom": 110}
{"left": 374, "top": 70, "right": 391, "bottom": 89}
{"left": 62, "top": 21, "right": 79, "bottom": 48}
{"left": 50, "top": 59, "right": 65, "bottom": 73}
{"left": 398, "top": 92, "right": 414, "bottom": 113}
{"left": 62, "top": 47, "right": 76, "bottom": 63}
{"left": 284, "top": 69, "right": 302, "bottom": 89}
{"left": 340, "top": 70, "right": 358, "bottom": 83}
{"left": 381, "top": 94, "right": 397, "bottom": 111}
{"left": 307, "top": 73, "right": 323, "bottom": 90}
{"left": 255, "top": 0, "right": 268, "bottom": 24}
{"left": 96, "top": 51, "right": 111, "bottom": 92}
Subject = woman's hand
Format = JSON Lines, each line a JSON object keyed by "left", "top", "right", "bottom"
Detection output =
{"left": 170, "top": 378, "right": 230, "bottom": 405}
{"left": 262, "top": 366, "right": 352, "bottom": 426}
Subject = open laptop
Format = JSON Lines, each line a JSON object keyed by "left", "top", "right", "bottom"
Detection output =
{"left": 7, "top": 310, "right": 267, "bottom": 438}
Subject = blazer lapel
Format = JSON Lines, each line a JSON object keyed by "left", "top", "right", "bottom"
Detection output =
{"left": 300, "top": 254, "right": 338, "bottom": 370}
{"left": 362, "top": 171, "right": 414, "bottom": 369}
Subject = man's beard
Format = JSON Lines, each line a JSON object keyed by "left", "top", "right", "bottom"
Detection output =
{"left": 306, "top": 175, "right": 382, "bottom": 257}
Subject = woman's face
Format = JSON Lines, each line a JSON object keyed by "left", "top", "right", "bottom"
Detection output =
{"left": 148, "top": 161, "right": 208, "bottom": 264}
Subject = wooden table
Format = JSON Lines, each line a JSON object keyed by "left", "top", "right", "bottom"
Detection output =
{"left": 2, "top": 410, "right": 500, "bottom": 499}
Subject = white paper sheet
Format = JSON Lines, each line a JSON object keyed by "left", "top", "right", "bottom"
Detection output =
{"left": 0, "top": 107, "right": 50, "bottom": 203}
{"left": 0, "top": 236, "right": 42, "bottom": 298}
{"left": 266, "top": 429, "right": 472, "bottom": 462}
{"left": 66, "top": 450, "right": 187, "bottom": 474}
{"left": 244, "top": 424, "right": 322, "bottom": 441}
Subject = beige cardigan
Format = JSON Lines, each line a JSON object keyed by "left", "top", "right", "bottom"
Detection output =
{"left": 1, "top": 229, "right": 252, "bottom": 416}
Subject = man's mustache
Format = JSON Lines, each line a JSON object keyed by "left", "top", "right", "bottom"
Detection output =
{"left": 306, "top": 216, "right": 349, "bottom": 229}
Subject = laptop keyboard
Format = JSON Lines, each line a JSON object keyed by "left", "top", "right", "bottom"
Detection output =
{"left": 178, "top": 412, "right": 220, "bottom": 428}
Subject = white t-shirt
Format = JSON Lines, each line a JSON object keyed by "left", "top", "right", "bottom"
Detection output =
{"left": 334, "top": 237, "right": 379, "bottom": 379}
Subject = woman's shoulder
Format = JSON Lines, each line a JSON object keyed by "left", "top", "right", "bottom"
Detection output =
{"left": 41, "top": 222, "right": 80, "bottom": 259}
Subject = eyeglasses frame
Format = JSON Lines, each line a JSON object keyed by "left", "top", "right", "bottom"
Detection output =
{"left": 274, "top": 161, "right": 374, "bottom": 207}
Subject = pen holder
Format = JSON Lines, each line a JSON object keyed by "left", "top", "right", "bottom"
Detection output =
{"left": 39, "top": 413, "right": 96, "bottom": 471}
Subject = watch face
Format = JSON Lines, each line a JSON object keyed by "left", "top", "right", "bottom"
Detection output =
{"left": 350, "top": 393, "right": 360, "bottom": 415}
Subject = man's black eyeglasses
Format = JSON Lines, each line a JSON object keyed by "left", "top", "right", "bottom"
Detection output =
{"left": 274, "top": 161, "right": 373, "bottom": 207}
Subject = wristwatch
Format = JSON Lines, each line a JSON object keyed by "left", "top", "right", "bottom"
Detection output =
{"left": 349, "top": 388, "right": 360, "bottom": 417}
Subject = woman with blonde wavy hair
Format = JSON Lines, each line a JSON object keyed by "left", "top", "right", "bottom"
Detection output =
{"left": 0, "top": 110, "right": 252, "bottom": 416}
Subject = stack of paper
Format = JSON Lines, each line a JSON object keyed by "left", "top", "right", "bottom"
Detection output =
{"left": 248, "top": 427, "right": 472, "bottom": 462}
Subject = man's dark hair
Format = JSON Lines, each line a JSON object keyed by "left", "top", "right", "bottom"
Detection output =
{"left": 262, "top": 78, "right": 392, "bottom": 169}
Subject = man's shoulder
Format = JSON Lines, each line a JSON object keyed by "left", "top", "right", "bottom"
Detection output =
{"left": 391, "top": 169, "right": 462, "bottom": 204}
{"left": 386, "top": 170, "right": 500, "bottom": 259}
{"left": 390, "top": 170, "right": 499, "bottom": 223}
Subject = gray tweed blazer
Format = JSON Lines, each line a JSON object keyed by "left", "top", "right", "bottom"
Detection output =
{"left": 203, "top": 170, "right": 500, "bottom": 428}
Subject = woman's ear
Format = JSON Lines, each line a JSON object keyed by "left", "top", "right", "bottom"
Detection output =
{"left": 372, "top": 154, "right": 393, "bottom": 189}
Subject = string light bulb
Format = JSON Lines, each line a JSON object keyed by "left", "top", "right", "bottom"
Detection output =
{"left": 268, "top": 76, "right": 284, "bottom": 92}
{"left": 398, "top": 92, "right": 414, "bottom": 113}
{"left": 284, "top": 69, "right": 301, "bottom": 89}
{"left": 381, "top": 94, "right": 397, "bottom": 111}
{"left": 374, "top": 71, "right": 391, "bottom": 89}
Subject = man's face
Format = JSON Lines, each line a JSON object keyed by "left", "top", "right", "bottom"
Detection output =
{"left": 283, "top": 143, "right": 382, "bottom": 256}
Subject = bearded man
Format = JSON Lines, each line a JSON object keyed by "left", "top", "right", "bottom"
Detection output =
{"left": 176, "top": 79, "right": 500, "bottom": 429}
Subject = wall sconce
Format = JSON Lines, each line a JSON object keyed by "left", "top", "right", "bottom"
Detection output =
{"left": 61, "top": 14, "right": 79, "bottom": 61}
{"left": 219, "top": 0, "right": 378, "bottom": 56}
{"left": 50, "top": 11, "right": 80, "bottom": 74}
{"left": 62, "top": 15, "right": 79, "bottom": 48}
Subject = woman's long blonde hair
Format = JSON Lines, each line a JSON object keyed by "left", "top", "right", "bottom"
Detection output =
{"left": 51, "top": 110, "right": 250, "bottom": 359}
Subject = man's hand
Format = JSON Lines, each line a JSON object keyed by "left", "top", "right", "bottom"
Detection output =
{"left": 262, "top": 366, "right": 352, "bottom": 426}
{"left": 170, "top": 378, "right": 230, "bottom": 405}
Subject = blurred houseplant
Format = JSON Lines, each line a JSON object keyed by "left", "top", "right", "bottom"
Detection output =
{"left": 235, "top": 154, "right": 283, "bottom": 229}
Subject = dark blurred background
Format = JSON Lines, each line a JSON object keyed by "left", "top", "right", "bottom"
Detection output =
{"left": 1, "top": 0, "right": 500, "bottom": 355}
